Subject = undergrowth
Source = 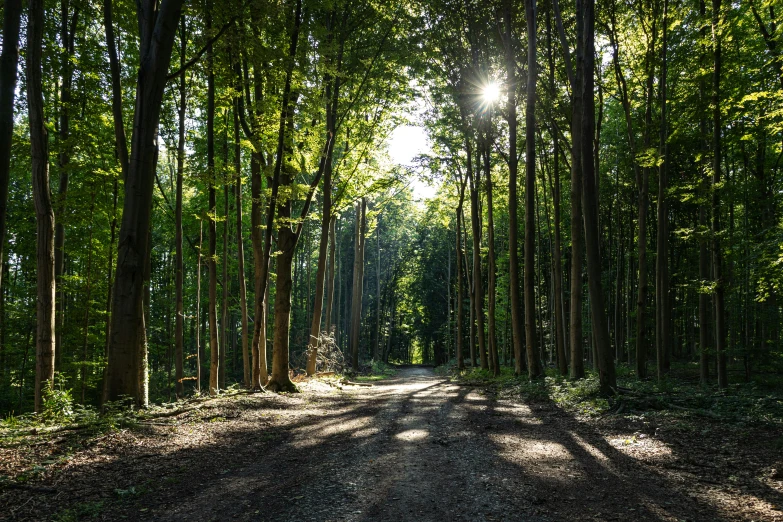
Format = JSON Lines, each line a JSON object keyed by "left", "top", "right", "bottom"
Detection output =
{"left": 441, "top": 360, "right": 783, "bottom": 425}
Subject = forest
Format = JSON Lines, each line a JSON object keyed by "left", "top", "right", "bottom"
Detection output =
{"left": 1, "top": 0, "right": 782, "bottom": 519}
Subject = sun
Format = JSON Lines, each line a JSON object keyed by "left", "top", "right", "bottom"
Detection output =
{"left": 482, "top": 81, "right": 501, "bottom": 104}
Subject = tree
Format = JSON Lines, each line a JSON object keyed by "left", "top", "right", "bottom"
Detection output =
{"left": 105, "top": 0, "right": 183, "bottom": 406}
{"left": 28, "top": 0, "right": 56, "bottom": 413}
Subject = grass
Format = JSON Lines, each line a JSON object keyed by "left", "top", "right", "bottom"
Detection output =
{"left": 440, "top": 359, "right": 783, "bottom": 425}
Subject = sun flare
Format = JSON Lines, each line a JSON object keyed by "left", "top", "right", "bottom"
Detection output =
{"left": 482, "top": 81, "right": 501, "bottom": 104}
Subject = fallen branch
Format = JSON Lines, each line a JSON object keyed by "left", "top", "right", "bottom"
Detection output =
{"left": 340, "top": 379, "right": 373, "bottom": 387}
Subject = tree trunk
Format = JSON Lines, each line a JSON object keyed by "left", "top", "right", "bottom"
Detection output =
{"left": 546, "top": 4, "right": 568, "bottom": 375}
{"left": 712, "top": 0, "right": 728, "bottom": 388}
{"left": 105, "top": 0, "right": 183, "bottom": 407}
{"left": 196, "top": 221, "right": 202, "bottom": 393}
{"left": 0, "top": 0, "right": 22, "bottom": 299}
{"left": 456, "top": 185, "right": 466, "bottom": 370}
{"left": 174, "top": 17, "right": 186, "bottom": 399}
{"left": 351, "top": 199, "right": 367, "bottom": 371}
{"left": 207, "top": 2, "right": 220, "bottom": 397}
{"left": 655, "top": 0, "right": 670, "bottom": 381}
{"left": 325, "top": 216, "right": 336, "bottom": 332}
{"left": 54, "top": 1, "right": 79, "bottom": 369}
{"left": 569, "top": 0, "right": 585, "bottom": 380}
{"left": 504, "top": 0, "right": 524, "bottom": 378}
{"left": 525, "top": 0, "right": 543, "bottom": 379}
{"left": 28, "top": 0, "right": 56, "bottom": 412}
{"left": 467, "top": 138, "right": 488, "bottom": 370}
{"left": 233, "top": 107, "right": 250, "bottom": 389}
{"left": 253, "top": 0, "right": 302, "bottom": 393}
{"left": 580, "top": 0, "right": 616, "bottom": 395}
{"left": 484, "top": 143, "right": 500, "bottom": 376}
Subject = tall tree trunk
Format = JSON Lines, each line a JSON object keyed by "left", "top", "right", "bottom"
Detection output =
{"left": 375, "top": 222, "right": 382, "bottom": 361}
{"left": 456, "top": 179, "right": 467, "bottom": 370}
{"left": 0, "top": 0, "right": 22, "bottom": 299}
{"left": 581, "top": 0, "right": 616, "bottom": 395}
{"left": 207, "top": 1, "right": 220, "bottom": 397}
{"left": 656, "top": 0, "right": 670, "bottom": 381}
{"left": 54, "top": 1, "right": 79, "bottom": 368}
{"left": 351, "top": 199, "right": 367, "bottom": 371}
{"left": 174, "top": 17, "right": 186, "bottom": 399}
{"left": 525, "top": 0, "right": 543, "bottom": 379}
{"left": 484, "top": 142, "right": 500, "bottom": 376}
{"left": 196, "top": 222, "right": 202, "bottom": 393}
{"left": 712, "top": 0, "right": 728, "bottom": 388}
{"left": 546, "top": 3, "right": 568, "bottom": 375}
{"left": 306, "top": 36, "right": 340, "bottom": 374}
{"left": 234, "top": 106, "right": 250, "bottom": 388}
{"left": 80, "top": 195, "right": 96, "bottom": 403}
{"left": 569, "top": 0, "right": 585, "bottom": 379}
{"left": 504, "top": 0, "right": 524, "bottom": 377}
{"left": 221, "top": 178, "right": 229, "bottom": 388}
{"left": 698, "top": 0, "right": 711, "bottom": 386}
{"left": 254, "top": 0, "right": 302, "bottom": 393}
{"left": 28, "top": 0, "right": 56, "bottom": 412}
{"left": 106, "top": 0, "right": 183, "bottom": 406}
{"left": 467, "top": 138, "right": 488, "bottom": 370}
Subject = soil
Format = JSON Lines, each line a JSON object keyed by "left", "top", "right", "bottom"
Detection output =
{"left": 1, "top": 367, "right": 782, "bottom": 521}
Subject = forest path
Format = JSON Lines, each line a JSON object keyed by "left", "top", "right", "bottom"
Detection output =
{"left": 3, "top": 367, "right": 781, "bottom": 521}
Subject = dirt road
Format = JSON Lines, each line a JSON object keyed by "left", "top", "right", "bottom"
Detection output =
{"left": 3, "top": 367, "right": 781, "bottom": 521}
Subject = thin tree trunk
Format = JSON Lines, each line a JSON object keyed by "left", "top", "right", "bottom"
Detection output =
{"left": 234, "top": 105, "right": 250, "bottom": 388}
{"left": 484, "top": 143, "right": 500, "bottom": 376}
{"left": 712, "top": 0, "right": 728, "bottom": 388}
{"left": 196, "top": 221, "right": 202, "bottom": 393}
{"left": 525, "top": 0, "right": 543, "bottom": 379}
{"left": 54, "top": 1, "right": 79, "bottom": 368}
{"left": 174, "top": 17, "right": 186, "bottom": 398}
{"left": 546, "top": 3, "right": 568, "bottom": 376}
{"left": 351, "top": 199, "right": 367, "bottom": 371}
{"left": 505, "top": 0, "right": 524, "bottom": 379}
{"left": 466, "top": 137, "right": 488, "bottom": 370}
{"left": 656, "top": 0, "right": 670, "bottom": 381}
{"left": 325, "top": 216, "right": 336, "bottom": 332}
{"left": 698, "top": 0, "right": 710, "bottom": 386}
{"left": 569, "top": 0, "right": 585, "bottom": 379}
{"left": 80, "top": 194, "right": 96, "bottom": 403}
{"left": 207, "top": 1, "right": 220, "bottom": 397}
{"left": 456, "top": 180, "right": 466, "bottom": 370}
{"left": 28, "top": 0, "right": 56, "bottom": 413}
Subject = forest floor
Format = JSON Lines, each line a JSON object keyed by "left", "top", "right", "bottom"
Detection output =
{"left": 1, "top": 366, "right": 782, "bottom": 521}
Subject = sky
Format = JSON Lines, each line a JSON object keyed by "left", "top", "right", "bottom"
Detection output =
{"left": 386, "top": 124, "right": 437, "bottom": 200}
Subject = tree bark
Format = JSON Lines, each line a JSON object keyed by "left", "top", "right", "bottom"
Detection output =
{"left": 712, "top": 0, "right": 728, "bottom": 388}
{"left": 106, "top": 0, "right": 183, "bottom": 407}
{"left": 234, "top": 104, "right": 250, "bottom": 388}
{"left": 325, "top": 216, "right": 336, "bottom": 333}
{"left": 655, "top": 0, "right": 670, "bottom": 381}
{"left": 505, "top": 0, "right": 524, "bottom": 377}
{"left": 467, "top": 137, "right": 488, "bottom": 370}
{"left": 54, "top": 1, "right": 79, "bottom": 369}
{"left": 569, "top": 0, "right": 585, "bottom": 380}
{"left": 174, "top": 17, "right": 186, "bottom": 399}
{"left": 28, "top": 0, "right": 56, "bottom": 413}
{"left": 581, "top": 0, "right": 616, "bottom": 395}
{"left": 350, "top": 199, "right": 367, "bottom": 371}
{"left": 525, "top": 0, "right": 543, "bottom": 379}
{"left": 0, "top": 0, "right": 22, "bottom": 299}
{"left": 484, "top": 142, "right": 500, "bottom": 376}
{"left": 206, "top": 1, "right": 220, "bottom": 397}
{"left": 546, "top": 3, "right": 568, "bottom": 376}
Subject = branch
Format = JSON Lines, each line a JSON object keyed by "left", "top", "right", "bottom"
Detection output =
{"left": 166, "top": 20, "right": 234, "bottom": 81}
